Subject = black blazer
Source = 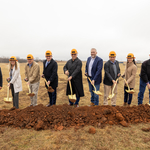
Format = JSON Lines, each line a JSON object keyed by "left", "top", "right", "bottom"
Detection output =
{"left": 103, "top": 60, "right": 120, "bottom": 86}
{"left": 43, "top": 59, "right": 58, "bottom": 89}
{"left": 0, "top": 67, "right": 2, "bottom": 87}
{"left": 140, "top": 59, "right": 150, "bottom": 83}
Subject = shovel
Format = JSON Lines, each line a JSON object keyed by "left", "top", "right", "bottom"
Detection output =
{"left": 122, "top": 77, "right": 135, "bottom": 94}
{"left": 4, "top": 86, "right": 12, "bottom": 103}
{"left": 43, "top": 78, "right": 54, "bottom": 93}
{"left": 107, "top": 78, "right": 119, "bottom": 100}
{"left": 68, "top": 80, "right": 76, "bottom": 103}
{"left": 24, "top": 79, "right": 35, "bottom": 97}
{"left": 87, "top": 77, "right": 102, "bottom": 96}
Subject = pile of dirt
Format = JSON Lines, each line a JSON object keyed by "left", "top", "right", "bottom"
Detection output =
{"left": 0, "top": 104, "right": 150, "bottom": 131}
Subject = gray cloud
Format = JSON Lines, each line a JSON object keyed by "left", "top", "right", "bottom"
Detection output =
{"left": 0, "top": 0, "right": 150, "bottom": 61}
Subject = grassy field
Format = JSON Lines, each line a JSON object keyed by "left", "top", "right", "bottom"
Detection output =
{"left": 0, "top": 62, "right": 150, "bottom": 150}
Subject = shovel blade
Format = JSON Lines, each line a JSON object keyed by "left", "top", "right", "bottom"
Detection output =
{"left": 93, "top": 90, "right": 102, "bottom": 96}
{"left": 68, "top": 95, "right": 76, "bottom": 103}
{"left": 27, "top": 93, "right": 35, "bottom": 97}
{"left": 47, "top": 86, "right": 54, "bottom": 93}
{"left": 107, "top": 94, "right": 115, "bottom": 100}
{"left": 125, "top": 90, "right": 135, "bottom": 94}
{"left": 4, "top": 98, "right": 12, "bottom": 103}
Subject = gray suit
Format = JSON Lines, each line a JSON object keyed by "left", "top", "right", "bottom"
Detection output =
{"left": 103, "top": 60, "right": 120, "bottom": 86}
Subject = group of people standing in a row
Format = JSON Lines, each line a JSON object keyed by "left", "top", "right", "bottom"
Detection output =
{"left": 0, "top": 48, "right": 150, "bottom": 109}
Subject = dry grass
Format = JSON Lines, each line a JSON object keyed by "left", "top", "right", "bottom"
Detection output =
{"left": 0, "top": 62, "right": 150, "bottom": 150}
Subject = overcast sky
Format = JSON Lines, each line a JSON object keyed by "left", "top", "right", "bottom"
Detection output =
{"left": 0, "top": 0, "right": 150, "bottom": 61}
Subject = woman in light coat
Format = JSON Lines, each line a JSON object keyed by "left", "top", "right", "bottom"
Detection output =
{"left": 122, "top": 53, "right": 137, "bottom": 106}
{"left": 7, "top": 56, "right": 22, "bottom": 109}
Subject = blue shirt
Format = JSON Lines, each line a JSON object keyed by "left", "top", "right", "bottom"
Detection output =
{"left": 45, "top": 61, "right": 51, "bottom": 67}
{"left": 28, "top": 63, "right": 33, "bottom": 68}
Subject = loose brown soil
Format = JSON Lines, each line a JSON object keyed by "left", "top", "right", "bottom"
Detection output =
{"left": 0, "top": 104, "right": 150, "bottom": 131}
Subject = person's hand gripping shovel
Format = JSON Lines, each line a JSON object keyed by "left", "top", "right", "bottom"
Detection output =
{"left": 107, "top": 75, "right": 121, "bottom": 100}
{"left": 122, "top": 76, "right": 135, "bottom": 94}
{"left": 85, "top": 74, "right": 102, "bottom": 96}
{"left": 41, "top": 75, "right": 54, "bottom": 93}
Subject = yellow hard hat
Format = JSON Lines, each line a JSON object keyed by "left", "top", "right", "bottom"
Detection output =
{"left": 127, "top": 53, "right": 135, "bottom": 59}
{"left": 71, "top": 49, "right": 78, "bottom": 54}
{"left": 45, "top": 50, "right": 52, "bottom": 56}
{"left": 9, "top": 56, "right": 18, "bottom": 61}
{"left": 27, "top": 54, "right": 34, "bottom": 60}
{"left": 109, "top": 51, "right": 116, "bottom": 57}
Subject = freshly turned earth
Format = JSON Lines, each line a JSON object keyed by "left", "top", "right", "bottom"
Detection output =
{"left": 0, "top": 104, "right": 150, "bottom": 131}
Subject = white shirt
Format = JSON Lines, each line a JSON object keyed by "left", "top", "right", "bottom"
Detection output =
{"left": 88, "top": 57, "right": 95, "bottom": 76}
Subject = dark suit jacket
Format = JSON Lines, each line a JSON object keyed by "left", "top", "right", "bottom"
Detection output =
{"left": 103, "top": 60, "right": 120, "bottom": 86}
{"left": 85, "top": 56, "right": 103, "bottom": 85}
{"left": 43, "top": 59, "right": 58, "bottom": 89}
{"left": 140, "top": 59, "right": 150, "bottom": 83}
{"left": 0, "top": 67, "right": 2, "bottom": 87}
{"left": 63, "top": 57, "right": 84, "bottom": 97}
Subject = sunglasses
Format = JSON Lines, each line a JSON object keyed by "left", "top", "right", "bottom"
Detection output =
{"left": 71, "top": 54, "right": 76, "bottom": 56}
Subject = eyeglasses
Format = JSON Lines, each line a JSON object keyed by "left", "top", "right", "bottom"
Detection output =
{"left": 71, "top": 54, "right": 76, "bottom": 56}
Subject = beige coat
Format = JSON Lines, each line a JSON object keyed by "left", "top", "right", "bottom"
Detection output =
{"left": 25, "top": 61, "right": 40, "bottom": 84}
{"left": 10, "top": 66, "right": 22, "bottom": 93}
{"left": 123, "top": 62, "right": 137, "bottom": 88}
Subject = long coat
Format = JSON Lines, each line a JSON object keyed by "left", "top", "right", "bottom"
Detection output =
{"left": 140, "top": 59, "right": 150, "bottom": 83}
{"left": 85, "top": 56, "right": 103, "bottom": 85}
{"left": 122, "top": 62, "right": 137, "bottom": 88}
{"left": 10, "top": 66, "right": 22, "bottom": 93}
{"left": 0, "top": 67, "right": 2, "bottom": 87}
{"left": 43, "top": 59, "right": 58, "bottom": 89}
{"left": 63, "top": 57, "right": 84, "bottom": 97}
{"left": 103, "top": 60, "right": 120, "bottom": 86}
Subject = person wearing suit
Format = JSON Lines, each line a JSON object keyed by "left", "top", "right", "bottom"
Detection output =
{"left": 63, "top": 49, "right": 84, "bottom": 107}
{"left": 103, "top": 51, "right": 120, "bottom": 106}
{"left": 85, "top": 48, "right": 103, "bottom": 106}
{"left": 42, "top": 50, "right": 58, "bottom": 107}
{"left": 138, "top": 56, "right": 150, "bottom": 105}
{"left": 7, "top": 56, "right": 22, "bottom": 109}
{"left": 0, "top": 67, "right": 2, "bottom": 90}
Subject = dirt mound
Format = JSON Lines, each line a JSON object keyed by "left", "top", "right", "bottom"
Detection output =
{"left": 0, "top": 104, "right": 150, "bottom": 131}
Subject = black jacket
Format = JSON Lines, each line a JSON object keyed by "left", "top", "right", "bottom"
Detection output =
{"left": 63, "top": 57, "right": 84, "bottom": 97}
{"left": 103, "top": 60, "right": 120, "bottom": 86}
{"left": 140, "top": 59, "right": 150, "bottom": 83}
{"left": 0, "top": 67, "right": 2, "bottom": 87}
{"left": 43, "top": 59, "right": 58, "bottom": 89}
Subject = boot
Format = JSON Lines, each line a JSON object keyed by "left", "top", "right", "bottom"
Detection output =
{"left": 123, "top": 102, "right": 127, "bottom": 106}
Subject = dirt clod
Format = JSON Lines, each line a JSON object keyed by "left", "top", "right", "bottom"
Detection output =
{"left": 88, "top": 127, "right": 96, "bottom": 134}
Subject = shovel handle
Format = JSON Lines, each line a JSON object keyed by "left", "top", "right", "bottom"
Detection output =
{"left": 123, "top": 79, "right": 130, "bottom": 90}
{"left": 27, "top": 83, "right": 31, "bottom": 93}
{"left": 7, "top": 86, "right": 9, "bottom": 99}
{"left": 112, "top": 78, "right": 119, "bottom": 94}
{"left": 44, "top": 78, "right": 49, "bottom": 87}
{"left": 69, "top": 80, "right": 73, "bottom": 95}
{"left": 87, "top": 77, "right": 96, "bottom": 91}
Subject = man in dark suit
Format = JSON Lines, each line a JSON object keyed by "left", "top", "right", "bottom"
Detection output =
{"left": 138, "top": 57, "right": 150, "bottom": 105}
{"left": 0, "top": 67, "right": 2, "bottom": 90}
{"left": 85, "top": 48, "right": 103, "bottom": 106}
{"left": 103, "top": 51, "right": 120, "bottom": 106}
{"left": 42, "top": 50, "right": 58, "bottom": 107}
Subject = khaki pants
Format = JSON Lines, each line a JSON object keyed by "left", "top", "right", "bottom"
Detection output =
{"left": 29, "top": 82, "right": 40, "bottom": 106}
{"left": 104, "top": 84, "right": 118, "bottom": 106}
